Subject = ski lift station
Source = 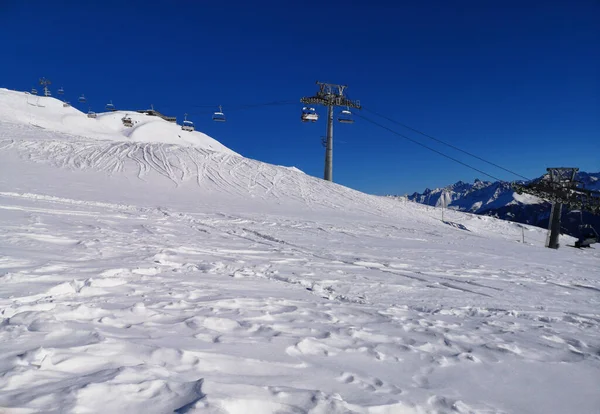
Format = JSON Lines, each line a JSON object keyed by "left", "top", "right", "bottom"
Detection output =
{"left": 136, "top": 105, "right": 177, "bottom": 123}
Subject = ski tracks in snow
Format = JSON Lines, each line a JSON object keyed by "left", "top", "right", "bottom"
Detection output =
{"left": 1, "top": 192, "right": 599, "bottom": 413}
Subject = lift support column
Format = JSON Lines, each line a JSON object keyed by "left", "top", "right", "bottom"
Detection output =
{"left": 546, "top": 202, "right": 562, "bottom": 249}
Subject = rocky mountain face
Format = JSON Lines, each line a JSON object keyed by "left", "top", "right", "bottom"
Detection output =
{"left": 397, "top": 172, "right": 600, "bottom": 239}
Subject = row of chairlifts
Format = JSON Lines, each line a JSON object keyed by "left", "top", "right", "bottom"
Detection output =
{"left": 57, "top": 86, "right": 86, "bottom": 103}
{"left": 30, "top": 81, "right": 224, "bottom": 128}
{"left": 54, "top": 86, "right": 87, "bottom": 108}
{"left": 180, "top": 106, "right": 226, "bottom": 132}
{"left": 300, "top": 107, "right": 354, "bottom": 124}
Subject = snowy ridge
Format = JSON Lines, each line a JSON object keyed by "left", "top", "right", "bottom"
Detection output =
{"left": 406, "top": 179, "right": 539, "bottom": 212}
{"left": 407, "top": 175, "right": 600, "bottom": 212}
{"left": 402, "top": 175, "right": 600, "bottom": 237}
{"left": 1, "top": 88, "right": 599, "bottom": 413}
{"left": 0, "top": 88, "right": 236, "bottom": 154}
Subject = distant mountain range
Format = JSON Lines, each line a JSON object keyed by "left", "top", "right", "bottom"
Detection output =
{"left": 393, "top": 172, "right": 600, "bottom": 238}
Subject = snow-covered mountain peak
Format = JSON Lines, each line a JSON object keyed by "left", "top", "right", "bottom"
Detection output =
{"left": 403, "top": 172, "right": 600, "bottom": 237}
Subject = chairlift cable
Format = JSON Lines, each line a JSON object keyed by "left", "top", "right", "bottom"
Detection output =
{"left": 355, "top": 112, "right": 505, "bottom": 182}
{"left": 362, "top": 106, "right": 531, "bottom": 181}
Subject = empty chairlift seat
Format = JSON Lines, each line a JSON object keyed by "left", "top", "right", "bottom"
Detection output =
{"left": 338, "top": 108, "right": 354, "bottom": 124}
{"left": 181, "top": 113, "right": 195, "bottom": 131}
{"left": 212, "top": 106, "right": 226, "bottom": 122}
{"left": 106, "top": 100, "right": 116, "bottom": 111}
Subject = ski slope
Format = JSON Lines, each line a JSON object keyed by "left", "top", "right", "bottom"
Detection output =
{"left": 0, "top": 88, "right": 236, "bottom": 154}
{"left": 0, "top": 88, "right": 599, "bottom": 414}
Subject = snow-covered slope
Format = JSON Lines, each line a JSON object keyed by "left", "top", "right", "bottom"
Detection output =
{"left": 1, "top": 88, "right": 599, "bottom": 414}
{"left": 0, "top": 88, "right": 236, "bottom": 154}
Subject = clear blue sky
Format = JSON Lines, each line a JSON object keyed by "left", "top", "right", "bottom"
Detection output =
{"left": 1, "top": 1, "right": 598, "bottom": 195}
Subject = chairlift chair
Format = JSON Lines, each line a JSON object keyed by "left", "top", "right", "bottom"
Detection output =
{"left": 87, "top": 108, "right": 97, "bottom": 119}
{"left": 58, "top": 87, "right": 64, "bottom": 95}
{"left": 106, "top": 100, "right": 116, "bottom": 111}
{"left": 31, "top": 88, "right": 38, "bottom": 95}
{"left": 212, "top": 105, "right": 226, "bottom": 122}
{"left": 63, "top": 101, "right": 71, "bottom": 108}
{"left": 338, "top": 108, "right": 354, "bottom": 124}
{"left": 121, "top": 114, "right": 133, "bottom": 127}
{"left": 301, "top": 107, "right": 318, "bottom": 123}
{"left": 182, "top": 120, "right": 195, "bottom": 131}
{"left": 182, "top": 114, "right": 194, "bottom": 131}
{"left": 78, "top": 94, "right": 86, "bottom": 103}
{"left": 575, "top": 224, "right": 598, "bottom": 248}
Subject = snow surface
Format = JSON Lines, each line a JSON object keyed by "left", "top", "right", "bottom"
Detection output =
{"left": 0, "top": 89, "right": 236, "bottom": 154}
{"left": 1, "top": 88, "right": 599, "bottom": 413}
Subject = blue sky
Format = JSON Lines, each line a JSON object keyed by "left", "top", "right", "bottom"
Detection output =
{"left": 1, "top": 1, "right": 598, "bottom": 195}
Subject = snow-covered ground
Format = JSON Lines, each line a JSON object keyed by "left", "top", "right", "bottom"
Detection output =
{"left": 0, "top": 89, "right": 599, "bottom": 414}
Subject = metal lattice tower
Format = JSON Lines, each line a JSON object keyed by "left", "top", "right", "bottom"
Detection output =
{"left": 513, "top": 167, "right": 600, "bottom": 249}
{"left": 301, "top": 81, "right": 361, "bottom": 182}
{"left": 39, "top": 77, "right": 52, "bottom": 97}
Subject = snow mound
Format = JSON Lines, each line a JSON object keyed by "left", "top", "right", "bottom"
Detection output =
{"left": 0, "top": 88, "right": 236, "bottom": 154}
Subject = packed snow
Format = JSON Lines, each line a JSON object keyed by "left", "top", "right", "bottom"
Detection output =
{"left": 0, "top": 89, "right": 599, "bottom": 414}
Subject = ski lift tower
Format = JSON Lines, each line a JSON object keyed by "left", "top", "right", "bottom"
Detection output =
{"left": 513, "top": 167, "right": 600, "bottom": 249}
{"left": 544, "top": 168, "right": 578, "bottom": 248}
{"left": 39, "top": 77, "right": 51, "bottom": 97}
{"left": 301, "top": 81, "right": 361, "bottom": 182}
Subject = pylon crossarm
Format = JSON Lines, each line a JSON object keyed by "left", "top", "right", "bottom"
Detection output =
{"left": 511, "top": 183, "right": 600, "bottom": 215}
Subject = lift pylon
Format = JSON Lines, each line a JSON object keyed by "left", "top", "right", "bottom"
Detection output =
{"left": 300, "top": 81, "right": 361, "bottom": 182}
